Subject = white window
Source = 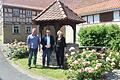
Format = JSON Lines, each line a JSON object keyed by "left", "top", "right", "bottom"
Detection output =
{"left": 12, "top": 25, "right": 20, "bottom": 34}
{"left": 113, "top": 11, "right": 120, "bottom": 21}
{"left": 22, "top": 10, "right": 25, "bottom": 14}
{"left": 8, "top": 8, "right": 12, "bottom": 13}
{"left": 32, "top": 11, "right": 37, "bottom": 16}
{"left": 13, "top": 9, "right": 19, "bottom": 16}
{"left": 88, "top": 15, "right": 93, "bottom": 23}
{"left": 20, "top": 10, "right": 23, "bottom": 14}
{"left": 4, "top": 8, "right": 7, "bottom": 12}
{"left": 26, "top": 10, "right": 32, "bottom": 17}
{"left": 26, "top": 26, "right": 32, "bottom": 34}
{"left": 94, "top": 14, "right": 100, "bottom": 23}
{"left": 28, "top": 18, "right": 32, "bottom": 23}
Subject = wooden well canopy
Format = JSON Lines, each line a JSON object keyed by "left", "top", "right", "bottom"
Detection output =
{"left": 33, "top": 0, "right": 85, "bottom": 43}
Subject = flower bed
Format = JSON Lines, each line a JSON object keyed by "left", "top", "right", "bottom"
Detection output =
{"left": 66, "top": 49, "right": 120, "bottom": 80}
{"left": 7, "top": 41, "right": 28, "bottom": 59}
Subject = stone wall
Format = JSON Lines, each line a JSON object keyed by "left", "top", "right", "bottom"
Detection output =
{"left": 3, "top": 24, "right": 40, "bottom": 43}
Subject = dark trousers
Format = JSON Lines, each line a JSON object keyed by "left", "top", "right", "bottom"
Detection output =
{"left": 28, "top": 48, "right": 38, "bottom": 67}
{"left": 56, "top": 48, "right": 64, "bottom": 67}
{"left": 42, "top": 48, "right": 52, "bottom": 66}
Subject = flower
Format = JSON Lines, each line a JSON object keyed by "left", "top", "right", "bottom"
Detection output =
{"left": 73, "top": 60, "right": 79, "bottom": 65}
{"left": 65, "top": 54, "right": 69, "bottom": 57}
{"left": 95, "top": 63, "right": 102, "bottom": 70}
{"left": 106, "top": 57, "right": 110, "bottom": 62}
{"left": 71, "top": 52, "right": 75, "bottom": 55}
{"left": 111, "top": 62, "right": 115, "bottom": 66}
{"left": 112, "top": 58, "right": 116, "bottom": 62}
{"left": 78, "top": 59, "right": 82, "bottom": 62}
{"left": 91, "top": 49, "right": 96, "bottom": 53}
{"left": 116, "top": 52, "right": 119, "bottom": 56}
{"left": 83, "top": 61, "right": 90, "bottom": 66}
{"left": 69, "top": 47, "right": 75, "bottom": 52}
{"left": 78, "top": 68, "right": 84, "bottom": 73}
{"left": 85, "top": 67, "right": 94, "bottom": 73}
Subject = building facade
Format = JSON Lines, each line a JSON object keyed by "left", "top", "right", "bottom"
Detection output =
{"left": 0, "top": 1, "right": 42, "bottom": 43}
{"left": 73, "top": 0, "right": 120, "bottom": 44}
{"left": 0, "top": 0, "right": 120, "bottom": 43}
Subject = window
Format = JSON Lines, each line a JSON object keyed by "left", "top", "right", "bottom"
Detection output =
{"left": 32, "top": 11, "right": 37, "bottom": 16}
{"left": 100, "top": 12, "right": 113, "bottom": 22}
{"left": 4, "top": 8, "right": 7, "bottom": 12}
{"left": 26, "top": 10, "right": 32, "bottom": 17}
{"left": 13, "top": 25, "right": 20, "bottom": 34}
{"left": 93, "top": 14, "right": 100, "bottom": 23}
{"left": 113, "top": 11, "right": 120, "bottom": 21}
{"left": 13, "top": 9, "right": 19, "bottom": 16}
{"left": 26, "top": 26, "right": 32, "bottom": 34}
{"left": 88, "top": 15, "right": 93, "bottom": 23}
{"left": 8, "top": 8, "right": 12, "bottom": 13}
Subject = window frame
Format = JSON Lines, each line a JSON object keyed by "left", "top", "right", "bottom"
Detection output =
{"left": 13, "top": 9, "right": 20, "bottom": 17}
{"left": 12, "top": 25, "right": 20, "bottom": 34}
{"left": 25, "top": 25, "right": 32, "bottom": 34}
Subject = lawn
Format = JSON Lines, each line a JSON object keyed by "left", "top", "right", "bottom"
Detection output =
{"left": 13, "top": 58, "right": 67, "bottom": 80}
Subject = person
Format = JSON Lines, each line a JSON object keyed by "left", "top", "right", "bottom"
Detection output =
{"left": 55, "top": 30, "right": 66, "bottom": 68}
{"left": 41, "top": 29, "right": 54, "bottom": 67}
{"left": 27, "top": 28, "right": 40, "bottom": 69}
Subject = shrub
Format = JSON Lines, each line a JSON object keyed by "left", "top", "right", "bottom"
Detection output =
{"left": 66, "top": 49, "right": 120, "bottom": 80}
{"left": 8, "top": 42, "right": 28, "bottom": 59}
{"left": 78, "top": 24, "right": 120, "bottom": 51}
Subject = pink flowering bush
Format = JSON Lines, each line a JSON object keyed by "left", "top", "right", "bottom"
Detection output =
{"left": 7, "top": 41, "right": 28, "bottom": 59}
{"left": 66, "top": 49, "right": 120, "bottom": 80}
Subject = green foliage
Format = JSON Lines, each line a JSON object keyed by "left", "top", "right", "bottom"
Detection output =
{"left": 66, "top": 49, "right": 120, "bottom": 80}
{"left": 8, "top": 42, "right": 28, "bottom": 59}
{"left": 78, "top": 24, "right": 120, "bottom": 51}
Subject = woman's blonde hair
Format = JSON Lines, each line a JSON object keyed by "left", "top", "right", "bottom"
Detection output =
{"left": 57, "top": 30, "right": 63, "bottom": 35}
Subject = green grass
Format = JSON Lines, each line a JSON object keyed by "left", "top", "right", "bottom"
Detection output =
{"left": 13, "top": 58, "right": 68, "bottom": 80}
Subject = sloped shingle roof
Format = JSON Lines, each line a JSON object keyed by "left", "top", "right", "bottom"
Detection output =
{"left": 75, "top": 0, "right": 120, "bottom": 16}
{"left": 34, "top": 0, "right": 84, "bottom": 23}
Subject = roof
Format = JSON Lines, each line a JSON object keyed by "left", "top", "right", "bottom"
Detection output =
{"left": 75, "top": 0, "right": 120, "bottom": 16}
{"left": 34, "top": 0, "right": 85, "bottom": 24}
{"left": 3, "top": 3, "right": 44, "bottom": 10}
{"left": 3, "top": 0, "right": 54, "bottom": 10}
{"left": 2, "top": 0, "right": 109, "bottom": 11}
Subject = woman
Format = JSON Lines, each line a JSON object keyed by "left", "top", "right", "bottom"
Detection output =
{"left": 55, "top": 30, "right": 66, "bottom": 68}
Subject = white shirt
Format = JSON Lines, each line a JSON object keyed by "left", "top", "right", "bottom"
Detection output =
{"left": 47, "top": 35, "right": 50, "bottom": 45}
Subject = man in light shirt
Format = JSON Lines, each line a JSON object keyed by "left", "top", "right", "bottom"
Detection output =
{"left": 27, "top": 28, "right": 40, "bottom": 69}
{"left": 41, "top": 29, "right": 54, "bottom": 67}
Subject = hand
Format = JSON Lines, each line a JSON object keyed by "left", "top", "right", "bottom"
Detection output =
{"left": 45, "top": 45, "right": 51, "bottom": 48}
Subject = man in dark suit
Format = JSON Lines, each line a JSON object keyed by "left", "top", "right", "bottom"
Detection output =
{"left": 41, "top": 29, "right": 54, "bottom": 67}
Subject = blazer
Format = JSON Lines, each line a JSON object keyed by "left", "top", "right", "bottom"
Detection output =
{"left": 41, "top": 35, "right": 55, "bottom": 51}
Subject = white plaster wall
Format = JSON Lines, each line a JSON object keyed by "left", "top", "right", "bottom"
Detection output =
{"left": 65, "top": 25, "right": 74, "bottom": 43}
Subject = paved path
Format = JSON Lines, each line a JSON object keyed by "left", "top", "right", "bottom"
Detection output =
{"left": 0, "top": 48, "right": 37, "bottom": 80}
{"left": 0, "top": 45, "right": 54, "bottom": 80}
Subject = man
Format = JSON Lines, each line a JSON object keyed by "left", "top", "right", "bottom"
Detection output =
{"left": 27, "top": 28, "right": 40, "bottom": 69}
{"left": 41, "top": 29, "right": 54, "bottom": 67}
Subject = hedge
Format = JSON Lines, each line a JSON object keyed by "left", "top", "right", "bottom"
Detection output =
{"left": 78, "top": 24, "right": 120, "bottom": 51}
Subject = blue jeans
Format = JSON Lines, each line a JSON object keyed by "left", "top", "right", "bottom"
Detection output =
{"left": 42, "top": 48, "right": 52, "bottom": 66}
{"left": 28, "top": 48, "right": 38, "bottom": 67}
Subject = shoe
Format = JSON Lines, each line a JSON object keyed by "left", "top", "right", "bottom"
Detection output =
{"left": 58, "top": 66, "right": 61, "bottom": 69}
{"left": 28, "top": 66, "right": 31, "bottom": 69}
{"left": 42, "top": 65, "right": 45, "bottom": 68}
{"left": 34, "top": 65, "right": 37, "bottom": 68}
{"left": 47, "top": 65, "right": 49, "bottom": 68}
